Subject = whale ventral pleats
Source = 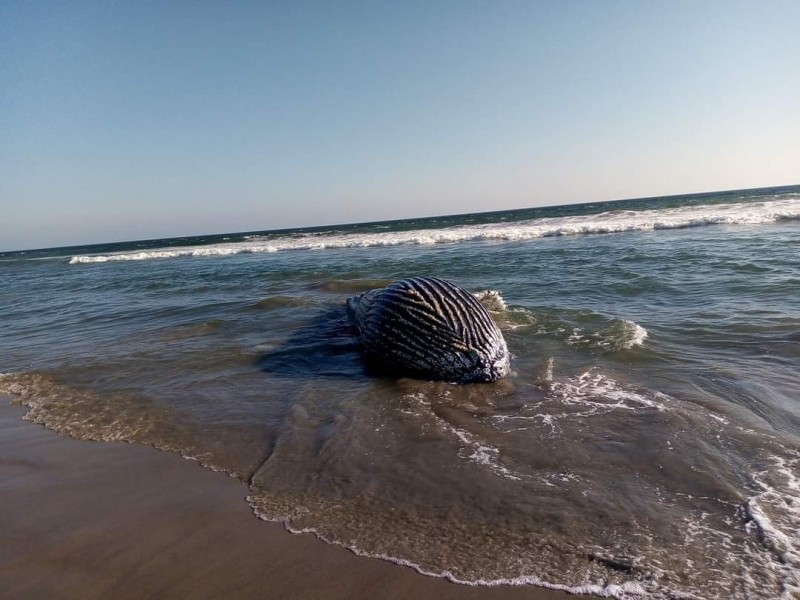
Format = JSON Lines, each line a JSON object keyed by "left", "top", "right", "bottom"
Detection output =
{"left": 348, "top": 277, "right": 510, "bottom": 383}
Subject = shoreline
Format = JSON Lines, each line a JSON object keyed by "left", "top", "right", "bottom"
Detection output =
{"left": 0, "top": 397, "right": 574, "bottom": 599}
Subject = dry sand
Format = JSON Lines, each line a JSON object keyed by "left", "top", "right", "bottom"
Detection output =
{"left": 0, "top": 397, "right": 574, "bottom": 600}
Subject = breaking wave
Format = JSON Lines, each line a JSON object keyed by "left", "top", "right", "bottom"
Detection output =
{"left": 566, "top": 319, "right": 649, "bottom": 351}
{"left": 69, "top": 197, "right": 800, "bottom": 264}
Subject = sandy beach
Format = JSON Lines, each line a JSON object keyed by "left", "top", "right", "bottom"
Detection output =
{"left": 0, "top": 397, "right": 571, "bottom": 600}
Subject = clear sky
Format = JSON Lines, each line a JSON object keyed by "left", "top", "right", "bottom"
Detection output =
{"left": 1, "top": 1, "right": 799, "bottom": 251}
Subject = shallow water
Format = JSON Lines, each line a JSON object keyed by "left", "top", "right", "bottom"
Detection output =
{"left": 2, "top": 186, "right": 799, "bottom": 598}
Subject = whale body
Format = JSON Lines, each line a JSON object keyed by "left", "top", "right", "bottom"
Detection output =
{"left": 347, "top": 277, "right": 510, "bottom": 383}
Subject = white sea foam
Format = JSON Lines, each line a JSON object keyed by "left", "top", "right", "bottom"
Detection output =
{"left": 551, "top": 370, "right": 666, "bottom": 412}
{"left": 473, "top": 289, "right": 508, "bottom": 312}
{"left": 69, "top": 196, "right": 800, "bottom": 263}
{"left": 442, "top": 423, "right": 522, "bottom": 481}
{"left": 401, "top": 389, "right": 523, "bottom": 481}
{"left": 622, "top": 320, "right": 649, "bottom": 348}
{"left": 566, "top": 319, "right": 649, "bottom": 351}
{"left": 744, "top": 453, "right": 800, "bottom": 596}
{"left": 495, "top": 370, "right": 668, "bottom": 434}
{"left": 250, "top": 503, "right": 650, "bottom": 599}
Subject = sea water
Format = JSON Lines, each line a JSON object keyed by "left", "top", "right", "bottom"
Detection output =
{"left": 2, "top": 185, "right": 799, "bottom": 598}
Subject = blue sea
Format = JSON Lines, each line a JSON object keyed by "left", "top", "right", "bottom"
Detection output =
{"left": 2, "top": 185, "right": 799, "bottom": 598}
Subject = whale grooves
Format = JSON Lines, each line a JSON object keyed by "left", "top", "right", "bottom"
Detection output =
{"left": 347, "top": 277, "right": 510, "bottom": 383}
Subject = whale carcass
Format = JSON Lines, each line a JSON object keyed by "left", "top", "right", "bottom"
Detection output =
{"left": 347, "top": 277, "right": 510, "bottom": 383}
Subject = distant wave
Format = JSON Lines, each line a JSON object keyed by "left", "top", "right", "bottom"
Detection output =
{"left": 69, "top": 197, "right": 800, "bottom": 264}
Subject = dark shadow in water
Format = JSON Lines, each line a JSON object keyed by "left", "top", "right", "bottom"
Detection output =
{"left": 256, "top": 306, "right": 367, "bottom": 380}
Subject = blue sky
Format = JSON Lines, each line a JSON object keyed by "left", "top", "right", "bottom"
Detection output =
{"left": 1, "top": 1, "right": 798, "bottom": 250}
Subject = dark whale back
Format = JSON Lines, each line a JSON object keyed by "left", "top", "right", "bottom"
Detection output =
{"left": 348, "top": 277, "right": 510, "bottom": 383}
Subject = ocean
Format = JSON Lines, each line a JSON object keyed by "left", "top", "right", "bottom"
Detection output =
{"left": 2, "top": 185, "right": 799, "bottom": 598}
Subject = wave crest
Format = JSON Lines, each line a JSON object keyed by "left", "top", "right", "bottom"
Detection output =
{"left": 69, "top": 197, "right": 800, "bottom": 264}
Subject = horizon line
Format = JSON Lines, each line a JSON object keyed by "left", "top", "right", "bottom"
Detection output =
{"left": 4, "top": 182, "right": 798, "bottom": 255}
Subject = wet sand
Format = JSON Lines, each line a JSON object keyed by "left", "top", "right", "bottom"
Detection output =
{"left": 0, "top": 397, "right": 573, "bottom": 600}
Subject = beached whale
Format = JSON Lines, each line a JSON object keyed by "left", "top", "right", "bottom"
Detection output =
{"left": 347, "top": 277, "right": 510, "bottom": 383}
